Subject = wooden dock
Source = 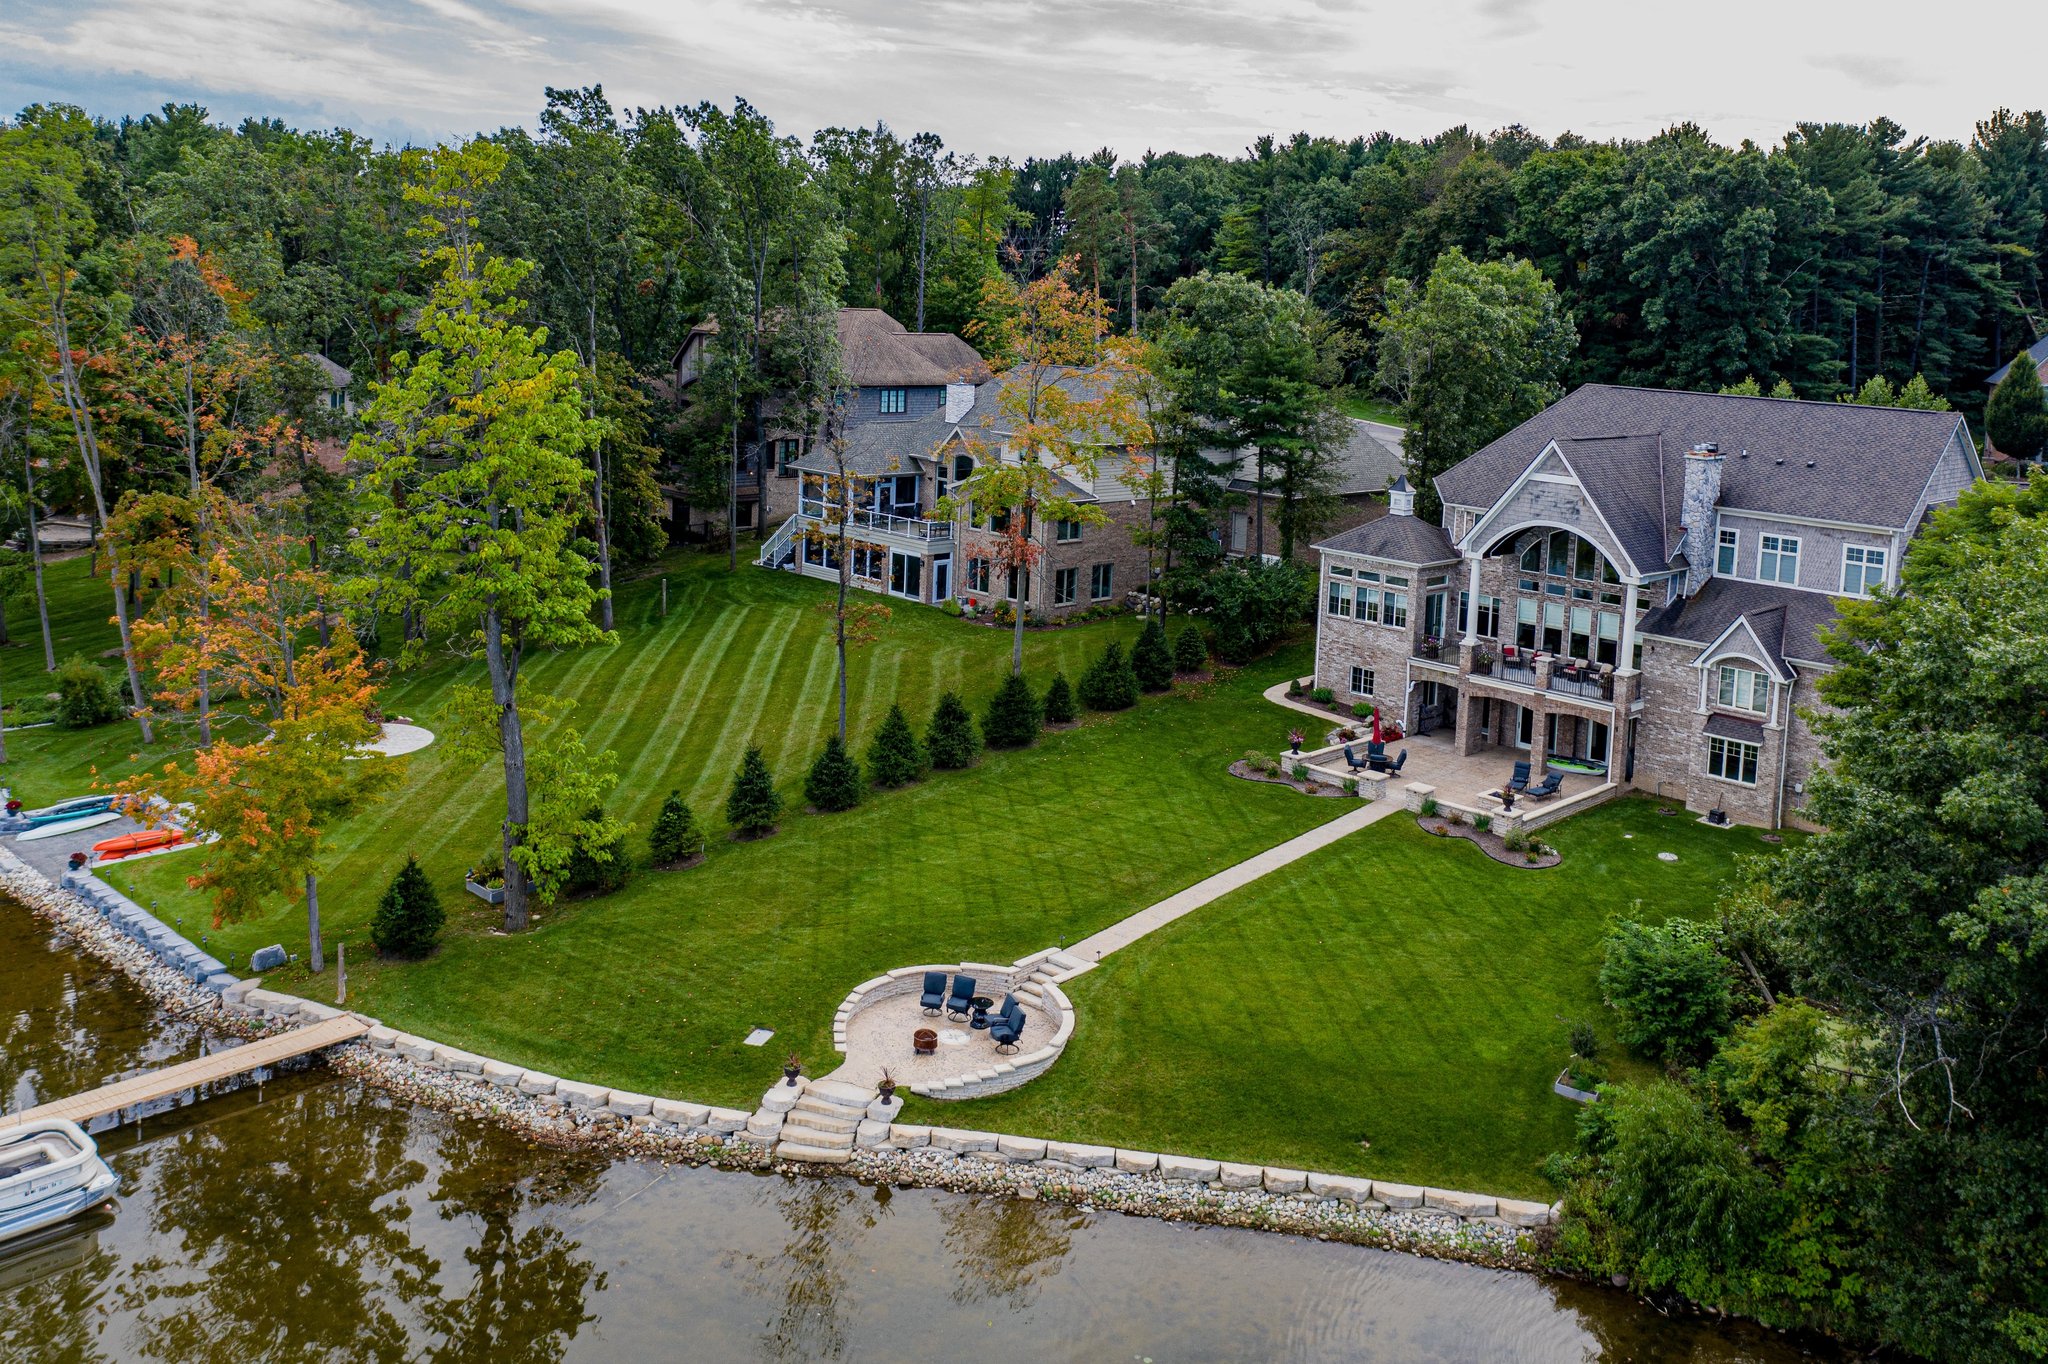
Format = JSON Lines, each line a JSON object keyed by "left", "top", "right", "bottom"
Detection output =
{"left": 0, "top": 1015, "right": 370, "bottom": 1131}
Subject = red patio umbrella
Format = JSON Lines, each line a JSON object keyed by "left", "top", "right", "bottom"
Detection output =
{"left": 1371, "top": 705, "right": 1384, "bottom": 746}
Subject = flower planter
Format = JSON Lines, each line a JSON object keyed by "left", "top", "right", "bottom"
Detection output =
{"left": 465, "top": 878, "right": 506, "bottom": 906}
{"left": 1554, "top": 1068, "right": 1600, "bottom": 1103}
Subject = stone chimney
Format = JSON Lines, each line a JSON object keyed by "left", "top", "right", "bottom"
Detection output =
{"left": 1680, "top": 442, "right": 1724, "bottom": 595}
{"left": 945, "top": 382, "right": 976, "bottom": 425}
{"left": 1388, "top": 473, "right": 1416, "bottom": 517}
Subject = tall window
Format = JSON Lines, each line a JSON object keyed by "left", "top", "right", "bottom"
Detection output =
{"left": 1520, "top": 538, "right": 1545, "bottom": 573}
{"left": 1841, "top": 545, "right": 1887, "bottom": 596}
{"left": 1568, "top": 605, "right": 1592, "bottom": 659}
{"left": 852, "top": 545, "right": 884, "bottom": 579}
{"left": 967, "top": 557, "right": 991, "bottom": 594}
{"left": 1716, "top": 664, "right": 1769, "bottom": 713}
{"left": 1326, "top": 580, "right": 1353, "bottom": 617}
{"left": 879, "top": 388, "right": 907, "bottom": 415}
{"left": 1516, "top": 597, "right": 1538, "bottom": 650}
{"left": 1007, "top": 566, "right": 1030, "bottom": 602}
{"left": 1054, "top": 519, "right": 1082, "bottom": 543}
{"left": 1053, "top": 566, "right": 1078, "bottom": 605}
{"left": 1716, "top": 528, "right": 1738, "bottom": 575}
{"left": 1758, "top": 534, "right": 1800, "bottom": 584}
{"left": 1707, "top": 735, "right": 1760, "bottom": 785}
{"left": 1542, "top": 600, "right": 1565, "bottom": 653}
{"left": 776, "top": 438, "right": 801, "bottom": 475}
{"left": 1595, "top": 610, "right": 1620, "bottom": 666}
{"left": 1090, "top": 563, "right": 1114, "bottom": 601}
{"left": 1350, "top": 666, "right": 1375, "bottom": 697}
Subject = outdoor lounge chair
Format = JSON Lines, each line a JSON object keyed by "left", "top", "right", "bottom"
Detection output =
{"left": 989, "top": 1000, "right": 1026, "bottom": 1053}
{"left": 945, "top": 974, "right": 977, "bottom": 1020}
{"left": 1385, "top": 749, "right": 1407, "bottom": 775}
{"left": 919, "top": 971, "right": 948, "bottom": 1016}
{"left": 1527, "top": 772, "right": 1564, "bottom": 800}
{"left": 1508, "top": 761, "right": 1531, "bottom": 792}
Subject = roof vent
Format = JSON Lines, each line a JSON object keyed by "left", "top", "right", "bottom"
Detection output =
{"left": 1774, "top": 457, "right": 1785, "bottom": 465}
{"left": 1805, "top": 460, "right": 1815, "bottom": 469}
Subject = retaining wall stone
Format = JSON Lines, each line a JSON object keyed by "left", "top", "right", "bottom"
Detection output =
{"left": 1157, "top": 1154, "right": 1222, "bottom": 1183}
{"left": 1219, "top": 1161, "right": 1263, "bottom": 1190}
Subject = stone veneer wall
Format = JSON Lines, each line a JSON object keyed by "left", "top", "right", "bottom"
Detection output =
{"left": 1631, "top": 637, "right": 1831, "bottom": 826}
{"left": 831, "top": 951, "right": 1076, "bottom": 1101}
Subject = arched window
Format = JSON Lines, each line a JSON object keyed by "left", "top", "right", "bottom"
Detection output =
{"left": 953, "top": 453, "right": 975, "bottom": 483}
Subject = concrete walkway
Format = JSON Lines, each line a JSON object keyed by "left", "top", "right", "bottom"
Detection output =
{"left": 1064, "top": 798, "right": 1397, "bottom": 963}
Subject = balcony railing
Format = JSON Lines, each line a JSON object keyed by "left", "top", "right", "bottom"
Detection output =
{"left": 1464, "top": 651, "right": 1615, "bottom": 702}
{"left": 797, "top": 502, "right": 952, "bottom": 543}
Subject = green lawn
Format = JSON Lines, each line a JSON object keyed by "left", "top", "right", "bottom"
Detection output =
{"left": 2, "top": 553, "right": 1780, "bottom": 1190}
{"left": 8, "top": 550, "right": 1347, "bottom": 1108}
{"left": 1336, "top": 391, "right": 1405, "bottom": 427}
{"left": 952, "top": 800, "right": 1786, "bottom": 1198}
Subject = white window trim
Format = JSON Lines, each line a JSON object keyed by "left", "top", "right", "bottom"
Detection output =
{"left": 1349, "top": 666, "right": 1375, "bottom": 697}
{"left": 1715, "top": 662, "right": 1770, "bottom": 715}
{"left": 1704, "top": 735, "right": 1762, "bottom": 787}
{"left": 1839, "top": 543, "right": 1889, "bottom": 597}
{"left": 1716, "top": 526, "right": 1740, "bottom": 577}
{"left": 1757, "top": 533, "right": 1801, "bottom": 586}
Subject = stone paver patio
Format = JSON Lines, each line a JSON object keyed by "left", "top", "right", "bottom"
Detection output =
{"left": 825, "top": 991, "right": 1050, "bottom": 1088}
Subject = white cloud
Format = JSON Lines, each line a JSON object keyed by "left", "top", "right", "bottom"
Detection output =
{"left": 0, "top": 0, "right": 2034, "bottom": 155}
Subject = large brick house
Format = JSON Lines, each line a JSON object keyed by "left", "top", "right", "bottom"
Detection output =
{"left": 663, "top": 308, "right": 988, "bottom": 542}
{"left": 1311, "top": 385, "right": 1980, "bottom": 827}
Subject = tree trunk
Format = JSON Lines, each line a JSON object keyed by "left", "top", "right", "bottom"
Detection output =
{"left": 23, "top": 460, "right": 53, "bottom": 673}
{"left": 1010, "top": 509, "right": 1032, "bottom": 676}
{"left": 588, "top": 305, "right": 615, "bottom": 631}
{"left": 1253, "top": 450, "right": 1267, "bottom": 559}
{"left": 484, "top": 605, "right": 532, "bottom": 932}
{"left": 727, "top": 421, "right": 741, "bottom": 573}
{"left": 835, "top": 514, "right": 850, "bottom": 741}
{"left": 306, "top": 870, "right": 323, "bottom": 974}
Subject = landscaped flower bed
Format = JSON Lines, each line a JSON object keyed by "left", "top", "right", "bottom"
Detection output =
{"left": 1417, "top": 810, "right": 1560, "bottom": 868}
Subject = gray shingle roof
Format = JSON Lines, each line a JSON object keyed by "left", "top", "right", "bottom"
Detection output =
{"left": 838, "top": 309, "right": 989, "bottom": 388}
{"left": 1702, "top": 712, "right": 1767, "bottom": 741}
{"left": 1315, "top": 514, "right": 1458, "bottom": 565}
{"left": 1437, "top": 384, "right": 1966, "bottom": 543}
{"left": 1226, "top": 419, "right": 1404, "bottom": 497}
{"left": 1987, "top": 335, "right": 2048, "bottom": 388}
{"left": 1637, "top": 578, "right": 1841, "bottom": 667}
{"left": 796, "top": 412, "right": 953, "bottom": 477}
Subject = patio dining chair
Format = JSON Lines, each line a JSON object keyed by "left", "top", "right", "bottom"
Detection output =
{"left": 990, "top": 1000, "right": 1027, "bottom": 1053}
{"left": 1343, "top": 744, "right": 1372, "bottom": 772}
{"left": 945, "top": 974, "right": 977, "bottom": 1020}
{"left": 1385, "top": 749, "right": 1407, "bottom": 776}
{"left": 919, "top": 971, "right": 948, "bottom": 1016}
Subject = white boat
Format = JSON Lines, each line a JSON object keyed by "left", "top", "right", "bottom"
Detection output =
{"left": 16, "top": 811, "right": 122, "bottom": 842}
{"left": 0, "top": 1119, "right": 118, "bottom": 1244}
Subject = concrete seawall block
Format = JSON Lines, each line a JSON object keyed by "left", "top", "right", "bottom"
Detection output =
{"left": 555, "top": 1080, "right": 608, "bottom": 1108}
{"left": 517, "top": 1072, "right": 561, "bottom": 1097}
{"left": 705, "top": 1107, "right": 749, "bottom": 1133}
{"left": 607, "top": 1091, "right": 654, "bottom": 1118}
{"left": 651, "top": 1098, "right": 709, "bottom": 1127}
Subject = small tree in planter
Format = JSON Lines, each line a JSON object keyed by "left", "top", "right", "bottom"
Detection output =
{"left": 371, "top": 855, "right": 445, "bottom": 958}
{"left": 649, "top": 790, "right": 705, "bottom": 868}
{"left": 1173, "top": 624, "right": 1209, "bottom": 673}
{"left": 805, "top": 734, "right": 864, "bottom": 811}
{"left": 866, "top": 704, "right": 928, "bottom": 788}
{"left": 1131, "top": 617, "right": 1174, "bottom": 691}
{"left": 926, "top": 691, "right": 981, "bottom": 769}
{"left": 1077, "top": 640, "right": 1138, "bottom": 710}
{"left": 982, "top": 671, "right": 1042, "bottom": 748}
{"left": 726, "top": 746, "right": 783, "bottom": 837}
{"left": 1041, "top": 671, "right": 1077, "bottom": 725}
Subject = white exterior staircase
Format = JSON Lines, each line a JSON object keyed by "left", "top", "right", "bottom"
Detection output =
{"left": 756, "top": 515, "right": 800, "bottom": 570}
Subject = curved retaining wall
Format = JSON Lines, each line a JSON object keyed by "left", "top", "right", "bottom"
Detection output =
{"left": 832, "top": 951, "right": 1077, "bottom": 1101}
{"left": 36, "top": 859, "right": 236, "bottom": 992}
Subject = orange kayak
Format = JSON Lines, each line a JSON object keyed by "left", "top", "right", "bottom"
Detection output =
{"left": 92, "top": 828, "right": 184, "bottom": 861}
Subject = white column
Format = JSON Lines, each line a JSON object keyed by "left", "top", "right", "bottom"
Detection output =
{"left": 1460, "top": 553, "right": 1483, "bottom": 646}
{"left": 1617, "top": 578, "right": 1641, "bottom": 675}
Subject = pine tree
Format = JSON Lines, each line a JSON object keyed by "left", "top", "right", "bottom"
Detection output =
{"left": 1986, "top": 352, "right": 2048, "bottom": 462}
{"left": 804, "top": 734, "right": 863, "bottom": 811}
{"left": 982, "top": 671, "right": 1042, "bottom": 748}
{"left": 1041, "top": 671, "right": 1077, "bottom": 725}
{"left": 1131, "top": 617, "right": 1174, "bottom": 691}
{"left": 1077, "top": 640, "right": 1139, "bottom": 711}
{"left": 1173, "top": 623, "right": 1209, "bottom": 673}
{"left": 649, "top": 790, "right": 705, "bottom": 867}
{"left": 926, "top": 691, "right": 982, "bottom": 769}
{"left": 726, "top": 746, "right": 783, "bottom": 837}
{"left": 370, "top": 855, "right": 445, "bottom": 959}
{"left": 866, "top": 703, "right": 928, "bottom": 787}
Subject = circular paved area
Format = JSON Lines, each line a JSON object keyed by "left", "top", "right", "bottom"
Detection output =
{"left": 364, "top": 723, "right": 435, "bottom": 757}
{"left": 824, "top": 991, "right": 1050, "bottom": 1087}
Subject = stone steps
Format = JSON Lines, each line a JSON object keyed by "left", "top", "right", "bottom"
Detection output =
{"left": 804, "top": 1078, "right": 876, "bottom": 1107}
{"left": 773, "top": 1139, "right": 853, "bottom": 1165}
{"left": 784, "top": 1109, "right": 860, "bottom": 1136}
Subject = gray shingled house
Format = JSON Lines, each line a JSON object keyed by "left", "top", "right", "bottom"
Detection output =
{"left": 1310, "top": 384, "right": 1980, "bottom": 827}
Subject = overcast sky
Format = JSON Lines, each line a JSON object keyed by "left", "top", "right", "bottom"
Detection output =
{"left": 0, "top": 0, "right": 2036, "bottom": 158}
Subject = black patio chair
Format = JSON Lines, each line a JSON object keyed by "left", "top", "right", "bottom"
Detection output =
{"left": 1508, "top": 761, "right": 1532, "bottom": 792}
{"left": 1385, "top": 749, "right": 1408, "bottom": 776}
{"left": 990, "top": 1000, "right": 1027, "bottom": 1053}
{"left": 1527, "top": 772, "right": 1564, "bottom": 800}
{"left": 1343, "top": 744, "right": 1371, "bottom": 772}
{"left": 919, "top": 971, "right": 948, "bottom": 1016}
{"left": 945, "top": 974, "right": 977, "bottom": 1020}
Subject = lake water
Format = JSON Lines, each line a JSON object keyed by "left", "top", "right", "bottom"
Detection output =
{"left": 0, "top": 903, "right": 1829, "bottom": 1363}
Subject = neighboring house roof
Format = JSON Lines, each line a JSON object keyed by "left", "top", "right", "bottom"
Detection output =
{"left": 1315, "top": 514, "right": 1458, "bottom": 564}
{"left": 1986, "top": 335, "right": 2048, "bottom": 388}
{"left": 303, "top": 353, "right": 351, "bottom": 388}
{"left": 1437, "top": 385, "right": 1968, "bottom": 551}
{"left": 671, "top": 308, "right": 990, "bottom": 389}
{"left": 1637, "top": 577, "right": 1841, "bottom": 667}
{"left": 837, "top": 308, "right": 990, "bottom": 387}
{"left": 1222, "top": 419, "right": 1404, "bottom": 498}
{"left": 795, "top": 410, "right": 954, "bottom": 478}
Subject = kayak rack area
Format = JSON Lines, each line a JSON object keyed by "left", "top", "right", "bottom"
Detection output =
{"left": 0, "top": 1015, "right": 369, "bottom": 1132}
